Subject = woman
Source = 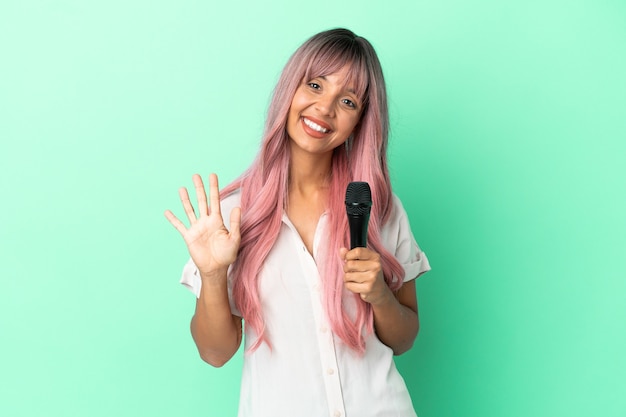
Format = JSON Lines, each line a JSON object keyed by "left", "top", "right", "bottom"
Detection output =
{"left": 165, "top": 28, "right": 430, "bottom": 417}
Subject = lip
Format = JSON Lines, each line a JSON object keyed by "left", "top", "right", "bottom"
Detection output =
{"left": 301, "top": 116, "right": 332, "bottom": 138}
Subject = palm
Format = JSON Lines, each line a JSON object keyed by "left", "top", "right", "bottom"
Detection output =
{"left": 184, "top": 215, "right": 238, "bottom": 270}
{"left": 165, "top": 174, "right": 241, "bottom": 274}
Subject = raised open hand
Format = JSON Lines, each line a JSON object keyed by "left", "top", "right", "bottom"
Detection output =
{"left": 164, "top": 173, "right": 241, "bottom": 277}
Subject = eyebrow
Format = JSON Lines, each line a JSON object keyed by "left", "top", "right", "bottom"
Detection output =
{"left": 319, "top": 75, "right": 358, "bottom": 95}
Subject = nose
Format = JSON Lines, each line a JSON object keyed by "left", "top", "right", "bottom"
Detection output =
{"left": 314, "top": 93, "right": 336, "bottom": 117}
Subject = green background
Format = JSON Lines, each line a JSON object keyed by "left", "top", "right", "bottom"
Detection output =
{"left": 2, "top": 1, "right": 625, "bottom": 416}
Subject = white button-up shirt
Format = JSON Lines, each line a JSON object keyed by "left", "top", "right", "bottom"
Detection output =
{"left": 181, "top": 191, "right": 430, "bottom": 417}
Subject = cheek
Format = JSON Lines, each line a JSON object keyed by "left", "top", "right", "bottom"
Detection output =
{"left": 287, "top": 95, "right": 303, "bottom": 121}
{"left": 287, "top": 106, "right": 296, "bottom": 123}
{"left": 344, "top": 115, "right": 361, "bottom": 134}
{"left": 289, "top": 92, "right": 308, "bottom": 114}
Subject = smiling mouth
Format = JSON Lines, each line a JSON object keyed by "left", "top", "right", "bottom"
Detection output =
{"left": 303, "top": 117, "right": 330, "bottom": 133}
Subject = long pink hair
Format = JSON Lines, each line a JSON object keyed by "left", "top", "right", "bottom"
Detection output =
{"left": 221, "top": 28, "right": 405, "bottom": 353}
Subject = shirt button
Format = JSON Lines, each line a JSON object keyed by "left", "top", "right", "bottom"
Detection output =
{"left": 327, "top": 368, "right": 335, "bottom": 375}
{"left": 334, "top": 411, "right": 342, "bottom": 417}
{"left": 320, "top": 326, "right": 328, "bottom": 333}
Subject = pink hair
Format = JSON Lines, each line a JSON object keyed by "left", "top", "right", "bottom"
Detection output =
{"left": 221, "top": 28, "right": 405, "bottom": 353}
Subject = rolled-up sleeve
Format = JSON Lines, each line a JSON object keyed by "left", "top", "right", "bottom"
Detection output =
{"left": 180, "top": 258, "right": 202, "bottom": 297}
{"left": 179, "top": 259, "right": 242, "bottom": 317}
{"left": 383, "top": 195, "right": 431, "bottom": 283}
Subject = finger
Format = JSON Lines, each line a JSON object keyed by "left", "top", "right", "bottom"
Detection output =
{"left": 345, "top": 247, "right": 367, "bottom": 260}
{"left": 192, "top": 174, "right": 209, "bottom": 216}
{"left": 344, "top": 282, "right": 360, "bottom": 294}
{"left": 345, "top": 247, "right": 379, "bottom": 262}
{"left": 339, "top": 247, "right": 349, "bottom": 261}
{"left": 343, "top": 259, "right": 378, "bottom": 274}
{"left": 344, "top": 268, "right": 381, "bottom": 286}
{"left": 164, "top": 210, "right": 188, "bottom": 236}
{"left": 229, "top": 207, "right": 241, "bottom": 239}
{"left": 344, "top": 281, "right": 370, "bottom": 296}
{"left": 343, "top": 271, "right": 366, "bottom": 284}
{"left": 208, "top": 173, "right": 221, "bottom": 216}
{"left": 178, "top": 187, "right": 197, "bottom": 224}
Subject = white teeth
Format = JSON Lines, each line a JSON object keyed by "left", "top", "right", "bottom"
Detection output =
{"left": 303, "top": 118, "right": 329, "bottom": 133}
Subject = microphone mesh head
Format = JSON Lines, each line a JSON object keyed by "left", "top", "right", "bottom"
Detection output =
{"left": 345, "top": 182, "right": 372, "bottom": 216}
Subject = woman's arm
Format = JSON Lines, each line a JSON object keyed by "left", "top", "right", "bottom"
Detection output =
{"left": 190, "top": 268, "right": 243, "bottom": 367}
{"left": 370, "top": 279, "right": 418, "bottom": 355}
{"left": 165, "top": 173, "right": 242, "bottom": 367}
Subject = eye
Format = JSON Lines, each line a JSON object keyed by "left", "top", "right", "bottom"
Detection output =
{"left": 307, "top": 82, "right": 321, "bottom": 90}
{"left": 342, "top": 98, "right": 357, "bottom": 109}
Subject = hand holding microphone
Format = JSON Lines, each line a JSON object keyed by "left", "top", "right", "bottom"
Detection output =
{"left": 342, "top": 182, "right": 390, "bottom": 305}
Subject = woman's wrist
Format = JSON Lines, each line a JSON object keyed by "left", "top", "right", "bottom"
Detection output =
{"left": 199, "top": 266, "right": 229, "bottom": 286}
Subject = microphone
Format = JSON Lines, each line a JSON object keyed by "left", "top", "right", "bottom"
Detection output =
{"left": 345, "top": 182, "right": 372, "bottom": 249}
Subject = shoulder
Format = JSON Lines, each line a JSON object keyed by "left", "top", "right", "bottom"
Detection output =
{"left": 389, "top": 193, "right": 408, "bottom": 220}
{"left": 382, "top": 193, "right": 431, "bottom": 281}
{"left": 382, "top": 193, "right": 410, "bottom": 236}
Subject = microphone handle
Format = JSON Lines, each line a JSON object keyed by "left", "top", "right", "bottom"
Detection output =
{"left": 347, "top": 213, "right": 370, "bottom": 249}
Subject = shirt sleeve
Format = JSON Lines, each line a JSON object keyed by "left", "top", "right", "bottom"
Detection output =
{"left": 383, "top": 194, "right": 431, "bottom": 283}
{"left": 179, "top": 259, "right": 242, "bottom": 317}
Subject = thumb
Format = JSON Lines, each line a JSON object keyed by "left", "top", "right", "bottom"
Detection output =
{"left": 338, "top": 247, "right": 349, "bottom": 261}
{"left": 229, "top": 207, "right": 242, "bottom": 239}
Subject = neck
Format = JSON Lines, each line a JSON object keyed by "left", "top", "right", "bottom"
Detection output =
{"left": 288, "top": 149, "right": 333, "bottom": 196}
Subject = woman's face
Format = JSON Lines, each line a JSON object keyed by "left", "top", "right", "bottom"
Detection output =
{"left": 286, "top": 66, "right": 363, "bottom": 159}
